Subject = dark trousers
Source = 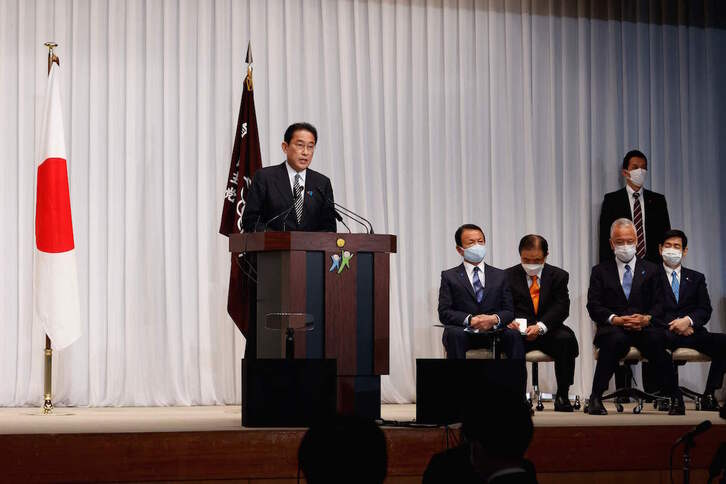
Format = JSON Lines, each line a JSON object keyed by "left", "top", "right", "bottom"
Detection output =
{"left": 591, "top": 325, "right": 679, "bottom": 398}
{"left": 524, "top": 325, "right": 579, "bottom": 395}
{"left": 665, "top": 329, "right": 726, "bottom": 394}
{"left": 443, "top": 326, "right": 525, "bottom": 360}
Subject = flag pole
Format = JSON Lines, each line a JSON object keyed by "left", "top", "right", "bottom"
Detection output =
{"left": 42, "top": 41, "right": 59, "bottom": 415}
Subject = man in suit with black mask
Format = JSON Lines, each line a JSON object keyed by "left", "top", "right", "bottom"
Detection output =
{"left": 586, "top": 218, "right": 684, "bottom": 415}
{"left": 438, "top": 224, "right": 523, "bottom": 360}
{"left": 506, "top": 234, "right": 579, "bottom": 412}
{"left": 658, "top": 229, "right": 726, "bottom": 411}
{"left": 242, "top": 122, "right": 337, "bottom": 232}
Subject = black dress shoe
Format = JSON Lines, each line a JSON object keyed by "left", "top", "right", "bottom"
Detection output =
{"left": 554, "top": 394, "right": 574, "bottom": 412}
{"left": 587, "top": 396, "right": 607, "bottom": 415}
{"left": 701, "top": 393, "right": 719, "bottom": 411}
{"left": 669, "top": 397, "right": 686, "bottom": 415}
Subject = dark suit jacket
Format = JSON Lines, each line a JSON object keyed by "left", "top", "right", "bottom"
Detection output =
{"left": 598, "top": 187, "right": 670, "bottom": 264}
{"left": 658, "top": 265, "right": 712, "bottom": 328}
{"left": 241, "top": 161, "right": 337, "bottom": 232}
{"left": 505, "top": 263, "right": 569, "bottom": 331}
{"left": 586, "top": 258, "right": 664, "bottom": 336}
{"left": 438, "top": 263, "right": 515, "bottom": 327}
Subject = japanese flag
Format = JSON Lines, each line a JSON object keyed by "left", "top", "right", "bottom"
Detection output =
{"left": 33, "top": 62, "right": 81, "bottom": 350}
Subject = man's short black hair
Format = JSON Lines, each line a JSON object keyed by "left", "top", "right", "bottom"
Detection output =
{"left": 298, "top": 414, "right": 387, "bottom": 484}
{"left": 622, "top": 149, "right": 648, "bottom": 170}
{"left": 462, "top": 387, "right": 533, "bottom": 459}
{"left": 455, "top": 224, "right": 485, "bottom": 247}
{"left": 661, "top": 229, "right": 688, "bottom": 249}
{"left": 518, "top": 234, "right": 548, "bottom": 256}
{"left": 284, "top": 122, "right": 318, "bottom": 144}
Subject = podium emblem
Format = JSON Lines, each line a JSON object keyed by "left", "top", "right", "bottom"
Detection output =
{"left": 329, "top": 250, "right": 354, "bottom": 274}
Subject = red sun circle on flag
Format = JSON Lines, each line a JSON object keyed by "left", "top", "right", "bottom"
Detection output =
{"left": 36, "top": 157, "right": 75, "bottom": 253}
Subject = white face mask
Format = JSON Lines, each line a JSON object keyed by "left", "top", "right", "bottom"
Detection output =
{"left": 521, "top": 263, "right": 544, "bottom": 277}
{"left": 662, "top": 248, "right": 683, "bottom": 268}
{"left": 627, "top": 168, "right": 647, "bottom": 187}
{"left": 614, "top": 244, "right": 636, "bottom": 262}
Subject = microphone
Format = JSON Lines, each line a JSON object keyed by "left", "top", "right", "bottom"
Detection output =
{"left": 315, "top": 187, "right": 374, "bottom": 234}
{"left": 262, "top": 201, "right": 296, "bottom": 232}
{"left": 313, "top": 188, "right": 351, "bottom": 233}
{"left": 673, "top": 420, "right": 712, "bottom": 447}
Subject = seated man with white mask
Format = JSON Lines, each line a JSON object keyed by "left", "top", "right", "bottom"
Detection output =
{"left": 438, "top": 224, "right": 523, "bottom": 360}
{"left": 586, "top": 218, "right": 685, "bottom": 415}
{"left": 505, "top": 235, "right": 579, "bottom": 412}
{"left": 659, "top": 229, "right": 726, "bottom": 411}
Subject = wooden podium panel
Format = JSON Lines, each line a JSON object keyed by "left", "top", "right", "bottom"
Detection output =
{"left": 230, "top": 232, "right": 396, "bottom": 417}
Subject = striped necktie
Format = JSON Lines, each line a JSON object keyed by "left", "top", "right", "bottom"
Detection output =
{"left": 293, "top": 174, "right": 303, "bottom": 223}
{"left": 633, "top": 192, "right": 646, "bottom": 259}
{"left": 472, "top": 267, "right": 484, "bottom": 304}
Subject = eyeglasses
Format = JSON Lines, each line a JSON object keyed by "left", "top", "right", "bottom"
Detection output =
{"left": 291, "top": 142, "right": 315, "bottom": 153}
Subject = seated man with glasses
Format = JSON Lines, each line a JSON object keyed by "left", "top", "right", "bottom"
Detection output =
{"left": 242, "top": 122, "right": 337, "bottom": 232}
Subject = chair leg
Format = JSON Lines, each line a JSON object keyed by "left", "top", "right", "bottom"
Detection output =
{"left": 674, "top": 361, "right": 703, "bottom": 408}
{"left": 532, "top": 362, "right": 544, "bottom": 411}
{"left": 601, "top": 362, "right": 664, "bottom": 413}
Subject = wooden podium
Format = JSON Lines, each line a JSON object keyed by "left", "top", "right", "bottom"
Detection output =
{"left": 229, "top": 231, "right": 396, "bottom": 418}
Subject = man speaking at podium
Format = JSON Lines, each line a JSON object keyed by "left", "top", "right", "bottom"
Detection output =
{"left": 242, "top": 122, "right": 337, "bottom": 232}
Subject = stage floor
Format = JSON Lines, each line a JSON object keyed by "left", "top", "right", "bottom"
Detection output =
{"left": 0, "top": 401, "right": 723, "bottom": 434}
{"left": 2, "top": 402, "right": 725, "bottom": 483}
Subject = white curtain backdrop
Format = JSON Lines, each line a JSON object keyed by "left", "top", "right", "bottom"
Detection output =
{"left": 2, "top": 0, "right": 725, "bottom": 406}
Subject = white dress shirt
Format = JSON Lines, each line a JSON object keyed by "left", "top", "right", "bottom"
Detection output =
{"left": 285, "top": 161, "right": 307, "bottom": 194}
{"left": 464, "top": 259, "right": 486, "bottom": 288}
{"left": 525, "top": 267, "right": 548, "bottom": 335}
{"left": 626, "top": 184, "right": 646, "bottom": 247}
{"left": 663, "top": 263, "right": 693, "bottom": 327}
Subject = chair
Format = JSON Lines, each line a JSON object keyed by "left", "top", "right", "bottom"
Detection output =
{"left": 587, "top": 346, "right": 666, "bottom": 414}
{"left": 671, "top": 347, "right": 712, "bottom": 410}
{"left": 466, "top": 349, "right": 581, "bottom": 411}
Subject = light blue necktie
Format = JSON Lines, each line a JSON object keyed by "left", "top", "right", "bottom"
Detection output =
{"left": 472, "top": 267, "right": 484, "bottom": 304}
{"left": 622, "top": 264, "right": 632, "bottom": 300}
{"left": 671, "top": 271, "right": 680, "bottom": 303}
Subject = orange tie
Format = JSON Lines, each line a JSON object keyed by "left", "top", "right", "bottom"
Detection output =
{"left": 530, "top": 275, "right": 540, "bottom": 315}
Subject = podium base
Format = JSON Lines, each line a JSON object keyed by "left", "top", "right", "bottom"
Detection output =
{"left": 241, "top": 358, "right": 337, "bottom": 427}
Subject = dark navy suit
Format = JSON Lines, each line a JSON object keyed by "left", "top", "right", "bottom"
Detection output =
{"left": 438, "top": 263, "right": 523, "bottom": 360}
{"left": 506, "top": 263, "right": 579, "bottom": 393}
{"left": 586, "top": 258, "right": 679, "bottom": 397}
{"left": 659, "top": 265, "right": 726, "bottom": 394}
{"left": 241, "top": 161, "right": 337, "bottom": 232}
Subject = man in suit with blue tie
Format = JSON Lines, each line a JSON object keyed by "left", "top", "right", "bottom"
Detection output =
{"left": 438, "top": 224, "right": 523, "bottom": 360}
{"left": 658, "top": 229, "right": 726, "bottom": 411}
{"left": 586, "top": 218, "right": 685, "bottom": 415}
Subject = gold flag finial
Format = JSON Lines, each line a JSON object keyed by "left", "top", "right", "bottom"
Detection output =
{"left": 244, "top": 41, "right": 253, "bottom": 91}
{"left": 44, "top": 41, "right": 60, "bottom": 73}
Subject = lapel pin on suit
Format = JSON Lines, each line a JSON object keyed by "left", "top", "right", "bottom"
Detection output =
{"left": 307, "top": 190, "right": 313, "bottom": 197}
